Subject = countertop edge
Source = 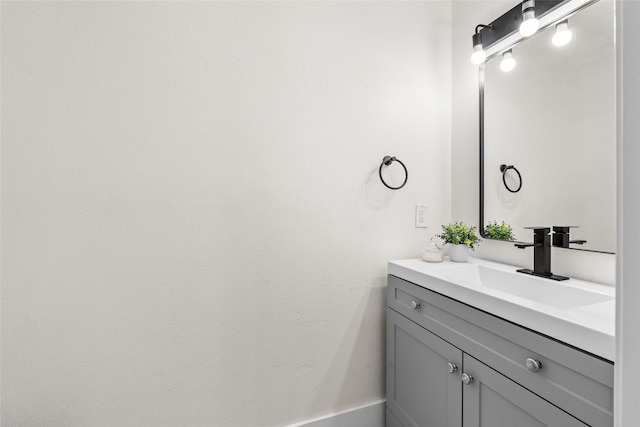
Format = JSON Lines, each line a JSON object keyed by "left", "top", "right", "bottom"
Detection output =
{"left": 388, "top": 258, "right": 615, "bottom": 362}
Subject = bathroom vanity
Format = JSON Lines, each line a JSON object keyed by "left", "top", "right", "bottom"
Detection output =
{"left": 386, "top": 258, "right": 614, "bottom": 427}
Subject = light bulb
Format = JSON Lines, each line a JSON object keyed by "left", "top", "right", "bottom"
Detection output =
{"left": 470, "top": 32, "right": 486, "bottom": 65}
{"left": 552, "top": 20, "right": 572, "bottom": 46}
{"left": 520, "top": 14, "right": 539, "bottom": 37}
{"left": 471, "top": 44, "right": 487, "bottom": 65}
{"left": 500, "top": 50, "right": 516, "bottom": 72}
{"left": 519, "top": 0, "right": 539, "bottom": 37}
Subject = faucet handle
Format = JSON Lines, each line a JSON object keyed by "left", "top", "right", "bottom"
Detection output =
{"left": 514, "top": 242, "right": 535, "bottom": 249}
{"left": 523, "top": 226, "right": 551, "bottom": 236}
{"left": 515, "top": 227, "right": 550, "bottom": 249}
{"left": 552, "top": 226, "right": 586, "bottom": 248}
{"left": 552, "top": 225, "right": 579, "bottom": 233}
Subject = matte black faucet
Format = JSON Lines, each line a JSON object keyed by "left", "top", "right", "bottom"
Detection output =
{"left": 552, "top": 226, "right": 587, "bottom": 248}
{"left": 514, "top": 227, "right": 569, "bottom": 281}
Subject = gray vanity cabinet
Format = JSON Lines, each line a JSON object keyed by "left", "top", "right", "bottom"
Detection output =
{"left": 386, "top": 274, "right": 614, "bottom": 427}
{"left": 387, "top": 310, "right": 585, "bottom": 427}
{"left": 387, "top": 309, "right": 462, "bottom": 427}
{"left": 462, "top": 354, "right": 586, "bottom": 427}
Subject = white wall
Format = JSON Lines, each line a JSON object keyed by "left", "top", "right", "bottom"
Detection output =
{"left": 452, "top": 0, "right": 615, "bottom": 286}
{"left": 0, "top": 2, "right": 452, "bottom": 426}
{"left": 615, "top": 1, "right": 640, "bottom": 425}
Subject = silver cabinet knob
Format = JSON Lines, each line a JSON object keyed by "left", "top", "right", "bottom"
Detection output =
{"left": 526, "top": 358, "right": 542, "bottom": 373}
{"left": 447, "top": 362, "right": 458, "bottom": 374}
{"left": 410, "top": 300, "right": 421, "bottom": 310}
{"left": 461, "top": 373, "right": 474, "bottom": 385}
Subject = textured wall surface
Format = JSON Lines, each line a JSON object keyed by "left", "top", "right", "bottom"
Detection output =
{"left": 1, "top": 2, "right": 451, "bottom": 425}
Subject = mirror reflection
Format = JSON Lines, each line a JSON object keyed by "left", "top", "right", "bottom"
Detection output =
{"left": 500, "top": 165, "right": 522, "bottom": 193}
{"left": 481, "top": 0, "right": 615, "bottom": 253}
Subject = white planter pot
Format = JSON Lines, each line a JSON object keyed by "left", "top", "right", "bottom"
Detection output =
{"left": 448, "top": 244, "right": 469, "bottom": 262}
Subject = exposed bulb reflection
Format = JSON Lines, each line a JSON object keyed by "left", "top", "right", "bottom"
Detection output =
{"left": 552, "top": 20, "right": 572, "bottom": 46}
{"left": 500, "top": 50, "right": 516, "bottom": 72}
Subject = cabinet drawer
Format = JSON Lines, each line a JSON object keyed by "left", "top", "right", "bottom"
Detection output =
{"left": 388, "top": 274, "right": 614, "bottom": 427}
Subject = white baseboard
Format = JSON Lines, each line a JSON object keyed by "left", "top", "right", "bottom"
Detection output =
{"left": 287, "top": 400, "right": 386, "bottom": 427}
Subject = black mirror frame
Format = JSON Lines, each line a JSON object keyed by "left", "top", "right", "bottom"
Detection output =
{"left": 476, "top": 3, "right": 613, "bottom": 254}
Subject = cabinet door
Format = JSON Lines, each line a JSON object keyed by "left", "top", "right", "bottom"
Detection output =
{"left": 462, "top": 354, "right": 588, "bottom": 427}
{"left": 387, "top": 309, "right": 462, "bottom": 427}
{"left": 386, "top": 409, "right": 403, "bottom": 427}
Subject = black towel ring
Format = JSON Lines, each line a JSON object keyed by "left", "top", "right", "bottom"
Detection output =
{"left": 500, "top": 164, "right": 522, "bottom": 193}
{"left": 379, "top": 156, "right": 408, "bottom": 190}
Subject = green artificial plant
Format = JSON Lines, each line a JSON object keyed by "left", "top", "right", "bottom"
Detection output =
{"left": 484, "top": 220, "right": 515, "bottom": 241}
{"left": 437, "top": 222, "right": 481, "bottom": 249}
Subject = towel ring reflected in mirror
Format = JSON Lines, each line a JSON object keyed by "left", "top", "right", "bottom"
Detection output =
{"left": 500, "top": 164, "right": 522, "bottom": 193}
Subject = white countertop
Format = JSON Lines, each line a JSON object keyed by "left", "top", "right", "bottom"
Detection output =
{"left": 388, "top": 257, "right": 615, "bottom": 361}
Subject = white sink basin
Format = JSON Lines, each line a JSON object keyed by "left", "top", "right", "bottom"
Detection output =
{"left": 388, "top": 257, "right": 616, "bottom": 361}
{"left": 430, "top": 263, "right": 613, "bottom": 309}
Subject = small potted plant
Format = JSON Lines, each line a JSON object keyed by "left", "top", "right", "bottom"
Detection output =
{"left": 484, "top": 220, "right": 515, "bottom": 241}
{"left": 437, "top": 221, "right": 480, "bottom": 262}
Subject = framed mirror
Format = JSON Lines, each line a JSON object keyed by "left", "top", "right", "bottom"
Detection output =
{"left": 479, "top": 0, "right": 615, "bottom": 253}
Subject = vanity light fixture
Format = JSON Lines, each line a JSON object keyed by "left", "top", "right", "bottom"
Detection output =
{"left": 519, "top": 0, "right": 539, "bottom": 37}
{"left": 500, "top": 50, "right": 516, "bottom": 72}
{"left": 552, "top": 20, "right": 572, "bottom": 46}
{"left": 471, "top": 25, "right": 492, "bottom": 65}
